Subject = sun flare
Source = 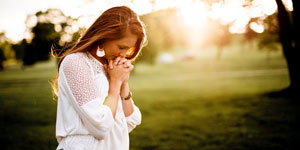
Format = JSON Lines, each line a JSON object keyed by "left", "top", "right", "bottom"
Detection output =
{"left": 178, "top": 1, "right": 208, "bottom": 28}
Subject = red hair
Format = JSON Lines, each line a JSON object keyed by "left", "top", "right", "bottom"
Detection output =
{"left": 50, "top": 6, "right": 146, "bottom": 98}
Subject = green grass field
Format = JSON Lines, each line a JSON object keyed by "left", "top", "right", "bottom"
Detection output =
{"left": 1, "top": 46, "right": 299, "bottom": 150}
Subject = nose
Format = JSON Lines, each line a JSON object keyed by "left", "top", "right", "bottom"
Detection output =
{"left": 119, "top": 51, "right": 127, "bottom": 58}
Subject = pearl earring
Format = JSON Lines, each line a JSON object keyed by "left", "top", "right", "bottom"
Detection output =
{"left": 96, "top": 46, "right": 105, "bottom": 57}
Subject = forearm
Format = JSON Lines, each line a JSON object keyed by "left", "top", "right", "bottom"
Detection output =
{"left": 104, "top": 80, "right": 122, "bottom": 118}
{"left": 121, "top": 82, "right": 134, "bottom": 117}
{"left": 120, "top": 82, "right": 129, "bottom": 97}
{"left": 122, "top": 98, "right": 134, "bottom": 117}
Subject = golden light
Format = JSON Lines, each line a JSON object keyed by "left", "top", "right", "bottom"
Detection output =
{"left": 178, "top": 1, "right": 208, "bottom": 28}
{"left": 0, "top": 0, "right": 294, "bottom": 42}
{"left": 250, "top": 22, "right": 264, "bottom": 33}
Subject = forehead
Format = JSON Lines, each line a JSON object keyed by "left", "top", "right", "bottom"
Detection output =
{"left": 116, "top": 32, "right": 138, "bottom": 47}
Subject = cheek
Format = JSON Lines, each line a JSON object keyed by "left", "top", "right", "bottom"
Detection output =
{"left": 105, "top": 47, "right": 119, "bottom": 59}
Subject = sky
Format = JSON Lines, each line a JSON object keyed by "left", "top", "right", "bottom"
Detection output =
{"left": 0, "top": 0, "right": 293, "bottom": 42}
{"left": 0, "top": 0, "right": 143, "bottom": 42}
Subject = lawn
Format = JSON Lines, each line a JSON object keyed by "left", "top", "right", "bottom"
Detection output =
{"left": 1, "top": 46, "right": 299, "bottom": 150}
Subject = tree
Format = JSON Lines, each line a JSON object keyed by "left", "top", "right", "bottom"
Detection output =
{"left": 275, "top": 0, "right": 299, "bottom": 95}
{"left": 22, "top": 22, "right": 60, "bottom": 65}
{"left": 209, "top": 21, "right": 232, "bottom": 60}
{"left": 12, "top": 9, "right": 81, "bottom": 67}
{"left": 0, "top": 47, "right": 5, "bottom": 70}
{"left": 0, "top": 32, "right": 11, "bottom": 70}
{"left": 139, "top": 8, "right": 187, "bottom": 64}
{"left": 204, "top": 0, "right": 298, "bottom": 96}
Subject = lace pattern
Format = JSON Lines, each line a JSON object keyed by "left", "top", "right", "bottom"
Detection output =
{"left": 62, "top": 52, "right": 101, "bottom": 106}
{"left": 86, "top": 52, "right": 107, "bottom": 76}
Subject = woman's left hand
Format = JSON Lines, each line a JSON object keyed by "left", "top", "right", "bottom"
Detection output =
{"left": 112, "top": 57, "right": 134, "bottom": 83}
{"left": 114, "top": 57, "right": 132, "bottom": 67}
{"left": 112, "top": 57, "right": 133, "bottom": 99}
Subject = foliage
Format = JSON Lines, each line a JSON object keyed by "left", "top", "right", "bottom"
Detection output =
{"left": 23, "top": 22, "right": 60, "bottom": 65}
{"left": 0, "top": 32, "right": 14, "bottom": 61}
{"left": 258, "top": 31, "right": 281, "bottom": 52}
{"left": 138, "top": 7, "right": 239, "bottom": 62}
{"left": 11, "top": 9, "right": 82, "bottom": 66}
{"left": 257, "top": 14, "right": 281, "bottom": 52}
{"left": 138, "top": 8, "right": 188, "bottom": 64}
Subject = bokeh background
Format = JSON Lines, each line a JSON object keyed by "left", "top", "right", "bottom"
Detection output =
{"left": 0, "top": 0, "right": 299, "bottom": 149}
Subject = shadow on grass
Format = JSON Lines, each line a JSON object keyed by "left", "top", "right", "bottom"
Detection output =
{"left": 0, "top": 79, "right": 57, "bottom": 150}
{"left": 130, "top": 91, "right": 300, "bottom": 150}
{"left": 265, "top": 86, "right": 300, "bottom": 101}
{"left": 226, "top": 92, "right": 300, "bottom": 150}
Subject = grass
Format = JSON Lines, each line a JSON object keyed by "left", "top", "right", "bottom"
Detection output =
{"left": 0, "top": 45, "right": 299, "bottom": 150}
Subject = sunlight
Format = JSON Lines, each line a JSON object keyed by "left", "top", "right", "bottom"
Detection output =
{"left": 209, "top": 2, "right": 250, "bottom": 34}
{"left": 210, "top": 3, "right": 242, "bottom": 25}
{"left": 178, "top": 1, "right": 208, "bottom": 28}
{"left": 250, "top": 22, "right": 264, "bottom": 33}
{"left": 0, "top": 0, "right": 295, "bottom": 42}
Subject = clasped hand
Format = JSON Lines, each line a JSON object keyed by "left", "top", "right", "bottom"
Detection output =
{"left": 103, "top": 57, "right": 134, "bottom": 84}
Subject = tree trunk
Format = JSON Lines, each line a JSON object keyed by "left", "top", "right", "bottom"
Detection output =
{"left": 216, "top": 45, "right": 223, "bottom": 60}
{"left": 275, "top": 0, "right": 299, "bottom": 94}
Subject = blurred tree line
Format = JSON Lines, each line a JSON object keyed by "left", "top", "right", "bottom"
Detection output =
{"left": 0, "top": 0, "right": 297, "bottom": 95}
{"left": 138, "top": 8, "right": 188, "bottom": 63}
{"left": 0, "top": 9, "right": 84, "bottom": 69}
{"left": 0, "top": 3, "right": 285, "bottom": 67}
{"left": 138, "top": 7, "right": 241, "bottom": 63}
{"left": 0, "top": 32, "right": 9, "bottom": 70}
{"left": 139, "top": 0, "right": 298, "bottom": 94}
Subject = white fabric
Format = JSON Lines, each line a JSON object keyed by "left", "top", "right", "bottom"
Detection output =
{"left": 55, "top": 52, "right": 142, "bottom": 150}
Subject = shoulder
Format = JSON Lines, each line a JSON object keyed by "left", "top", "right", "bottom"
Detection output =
{"left": 62, "top": 52, "right": 87, "bottom": 65}
{"left": 63, "top": 52, "right": 87, "bottom": 62}
{"left": 61, "top": 52, "right": 90, "bottom": 71}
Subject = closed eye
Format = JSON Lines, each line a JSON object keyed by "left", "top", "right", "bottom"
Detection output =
{"left": 118, "top": 45, "right": 130, "bottom": 50}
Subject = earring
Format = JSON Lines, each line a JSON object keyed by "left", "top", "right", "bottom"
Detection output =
{"left": 96, "top": 46, "right": 105, "bottom": 57}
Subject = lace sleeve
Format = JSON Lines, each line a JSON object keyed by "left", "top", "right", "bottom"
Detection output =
{"left": 62, "top": 53, "right": 99, "bottom": 106}
{"left": 61, "top": 53, "right": 114, "bottom": 139}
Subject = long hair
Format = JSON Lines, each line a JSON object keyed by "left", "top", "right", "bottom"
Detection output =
{"left": 50, "top": 6, "right": 147, "bottom": 98}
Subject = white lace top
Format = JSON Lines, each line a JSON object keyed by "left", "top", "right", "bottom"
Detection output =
{"left": 55, "top": 52, "right": 142, "bottom": 150}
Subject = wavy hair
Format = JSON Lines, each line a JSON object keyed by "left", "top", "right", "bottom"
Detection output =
{"left": 50, "top": 6, "right": 147, "bottom": 98}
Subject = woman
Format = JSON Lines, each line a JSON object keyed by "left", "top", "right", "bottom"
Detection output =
{"left": 51, "top": 6, "right": 146, "bottom": 150}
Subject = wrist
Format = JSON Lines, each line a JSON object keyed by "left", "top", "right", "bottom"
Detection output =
{"left": 121, "top": 91, "right": 132, "bottom": 101}
{"left": 120, "top": 82, "right": 129, "bottom": 97}
{"left": 121, "top": 81, "right": 129, "bottom": 87}
{"left": 109, "top": 79, "right": 122, "bottom": 96}
{"left": 110, "top": 79, "right": 122, "bottom": 87}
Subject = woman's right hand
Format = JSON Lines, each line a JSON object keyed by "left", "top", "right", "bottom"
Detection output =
{"left": 103, "top": 57, "right": 132, "bottom": 84}
{"left": 102, "top": 57, "right": 134, "bottom": 118}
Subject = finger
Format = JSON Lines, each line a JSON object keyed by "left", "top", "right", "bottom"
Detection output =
{"left": 114, "top": 57, "right": 121, "bottom": 65}
{"left": 118, "top": 58, "right": 128, "bottom": 65}
{"left": 121, "top": 62, "right": 130, "bottom": 68}
{"left": 127, "top": 64, "right": 134, "bottom": 71}
{"left": 122, "top": 60, "right": 131, "bottom": 68}
{"left": 109, "top": 60, "right": 113, "bottom": 69}
{"left": 103, "top": 64, "right": 107, "bottom": 70}
{"left": 130, "top": 64, "right": 134, "bottom": 70}
{"left": 124, "top": 60, "right": 131, "bottom": 66}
